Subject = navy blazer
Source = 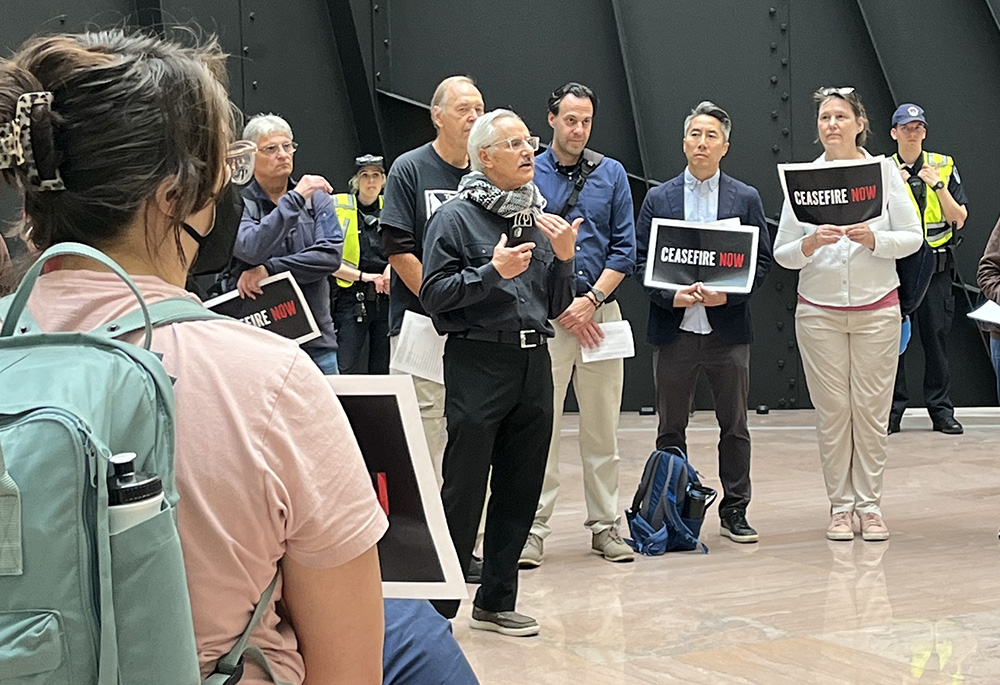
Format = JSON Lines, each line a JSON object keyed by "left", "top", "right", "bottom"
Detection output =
{"left": 634, "top": 171, "right": 772, "bottom": 346}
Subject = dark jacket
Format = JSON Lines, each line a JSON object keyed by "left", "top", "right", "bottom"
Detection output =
{"left": 635, "top": 171, "right": 772, "bottom": 346}
{"left": 233, "top": 179, "right": 344, "bottom": 349}
{"left": 976, "top": 216, "right": 1000, "bottom": 338}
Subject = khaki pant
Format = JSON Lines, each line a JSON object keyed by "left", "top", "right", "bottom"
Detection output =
{"left": 390, "top": 337, "right": 447, "bottom": 487}
{"left": 531, "top": 300, "right": 624, "bottom": 539}
{"left": 795, "top": 303, "right": 900, "bottom": 516}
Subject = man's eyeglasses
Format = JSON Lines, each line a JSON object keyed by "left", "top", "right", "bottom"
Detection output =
{"left": 818, "top": 87, "right": 856, "bottom": 97}
{"left": 485, "top": 136, "right": 540, "bottom": 153}
{"left": 258, "top": 141, "right": 299, "bottom": 157}
{"left": 227, "top": 140, "right": 257, "bottom": 185}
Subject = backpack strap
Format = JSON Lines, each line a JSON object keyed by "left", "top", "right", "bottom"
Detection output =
{"left": 0, "top": 242, "right": 155, "bottom": 348}
{"left": 0, "top": 440, "right": 23, "bottom": 576}
{"left": 203, "top": 572, "right": 291, "bottom": 685}
{"left": 658, "top": 450, "right": 709, "bottom": 554}
{"left": 92, "top": 297, "right": 229, "bottom": 341}
{"left": 557, "top": 148, "right": 605, "bottom": 218}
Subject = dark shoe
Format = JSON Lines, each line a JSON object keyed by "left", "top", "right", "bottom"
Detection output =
{"left": 888, "top": 417, "right": 901, "bottom": 435}
{"left": 932, "top": 418, "right": 963, "bottom": 435}
{"left": 465, "top": 555, "right": 482, "bottom": 584}
{"left": 470, "top": 605, "right": 539, "bottom": 637}
{"left": 720, "top": 510, "right": 759, "bottom": 543}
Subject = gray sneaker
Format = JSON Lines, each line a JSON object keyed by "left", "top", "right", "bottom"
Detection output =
{"left": 470, "top": 605, "right": 540, "bottom": 637}
{"left": 591, "top": 527, "right": 635, "bottom": 563}
{"left": 518, "top": 533, "right": 543, "bottom": 569}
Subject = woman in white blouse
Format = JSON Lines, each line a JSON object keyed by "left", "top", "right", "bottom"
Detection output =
{"left": 774, "top": 87, "right": 921, "bottom": 542}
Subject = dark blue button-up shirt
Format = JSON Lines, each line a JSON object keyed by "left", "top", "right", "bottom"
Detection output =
{"left": 533, "top": 148, "right": 636, "bottom": 295}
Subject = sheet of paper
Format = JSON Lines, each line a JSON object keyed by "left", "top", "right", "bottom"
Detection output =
{"left": 389, "top": 310, "right": 446, "bottom": 384}
{"left": 968, "top": 300, "right": 1000, "bottom": 325}
{"left": 581, "top": 320, "right": 636, "bottom": 363}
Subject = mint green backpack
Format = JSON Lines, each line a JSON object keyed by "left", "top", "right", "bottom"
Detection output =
{"left": 0, "top": 243, "right": 285, "bottom": 685}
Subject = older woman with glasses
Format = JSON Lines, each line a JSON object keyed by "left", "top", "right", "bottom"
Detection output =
{"left": 773, "top": 87, "right": 921, "bottom": 542}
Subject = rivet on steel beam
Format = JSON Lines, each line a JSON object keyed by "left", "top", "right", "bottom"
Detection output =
{"left": 252, "top": 81, "right": 258, "bottom": 90}
{"left": 772, "top": 145, "right": 780, "bottom": 153}
{"left": 243, "top": 46, "right": 249, "bottom": 55}
{"left": 375, "top": 71, "right": 381, "bottom": 81}
{"left": 782, "top": 128, "right": 790, "bottom": 136}
{"left": 383, "top": 39, "right": 389, "bottom": 47}
{"left": 770, "top": 76, "right": 778, "bottom": 85}
{"left": 374, "top": 4, "right": 379, "bottom": 11}
{"left": 769, "top": 7, "right": 776, "bottom": 15}
{"left": 780, "top": 22, "right": 787, "bottom": 32}
{"left": 781, "top": 92, "right": 789, "bottom": 101}
{"left": 776, "top": 321, "right": 784, "bottom": 331}
{"left": 249, "top": 12, "right": 255, "bottom": 20}
{"left": 786, "top": 302, "right": 794, "bottom": 311}
{"left": 777, "top": 359, "right": 785, "bottom": 368}
{"left": 770, "top": 110, "right": 778, "bottom": 119}
{"left": 781, "top": 57, "right": 788, "bottom": 66}
{"left": 770, "top": 42, "right": 777, "bottom": 51}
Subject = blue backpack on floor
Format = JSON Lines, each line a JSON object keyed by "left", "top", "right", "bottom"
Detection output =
{"left": 625, "top": 447, "right": 717, "bottom": 555}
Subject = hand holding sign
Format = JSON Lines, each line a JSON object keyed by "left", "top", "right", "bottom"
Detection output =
{"left": 845, "top": 222, "right": 875, "bottom": 251}
{"left": 697, "top": 284, "right": 727, "bottom": 307}
{"left": 492, "top": 234, "right": 535, "bottom": 279}
{"left": 237, "top": 265, "right": 268, "bottom": 299}
{"left": 673, "top": 283, "right": 705, "bottom": 307}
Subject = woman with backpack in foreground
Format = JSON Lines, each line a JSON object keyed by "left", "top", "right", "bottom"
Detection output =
{"left": 0, "top": 30, "right": 395, "bottom": 684}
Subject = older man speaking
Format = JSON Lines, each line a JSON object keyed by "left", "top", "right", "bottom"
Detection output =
{"left": 421, "top": 109, "right": 578, "bottom": 636}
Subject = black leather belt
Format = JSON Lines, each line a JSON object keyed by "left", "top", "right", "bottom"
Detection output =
{"left": 453, "top": 329, "right": 547, "bottom": 348}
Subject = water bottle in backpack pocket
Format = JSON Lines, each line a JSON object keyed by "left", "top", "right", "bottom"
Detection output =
{"left": 624, "top": 447, "right": 717, "bottom": 555}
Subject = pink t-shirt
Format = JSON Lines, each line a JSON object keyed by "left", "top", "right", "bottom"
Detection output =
{"left": 21, "top": 270, "right": 389, "bottom": 684}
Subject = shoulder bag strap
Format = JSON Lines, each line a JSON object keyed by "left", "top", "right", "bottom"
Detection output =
{"left": 557, "top": 148, "right": 605, "bottom": 218}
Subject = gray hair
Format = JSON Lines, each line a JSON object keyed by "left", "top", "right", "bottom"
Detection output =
{"left": 243, "top": 113, "right": 293, "bottom": 143}
{"left": 430, "top": 75, "right": 476, "bottom": 129}
{"left": 467, "top": 109, "right": 522, "bottom": 173}
{"left": 683, "top": 101, "right": 732, "bottom": 142}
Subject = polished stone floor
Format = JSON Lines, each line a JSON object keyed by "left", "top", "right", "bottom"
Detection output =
{"left": 452, "top": 408, "right": 1000, "bottom": 684}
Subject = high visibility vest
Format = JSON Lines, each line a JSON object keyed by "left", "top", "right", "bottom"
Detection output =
{"left": 894, "top": 150, "right": 956, "bottom": 248}
{"left": 332, "top": 193, "right": 383, "bottom": 288}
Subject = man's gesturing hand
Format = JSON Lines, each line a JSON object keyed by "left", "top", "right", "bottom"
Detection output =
{"left": 535, "top": 213, "right": 583, "bottom": 261}
{"left": 492, "top": 234, "right": 535, "bottom": 279}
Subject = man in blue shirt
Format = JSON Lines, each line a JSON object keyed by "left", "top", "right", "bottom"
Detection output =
{"left": 233, "top": 114, "right": 343, "bottom": 375}
{"left": 634, "top": 101, "right": 772, "bottom": 543}
{"left": 521, "top": 83, "right": 636, "bottom": 567}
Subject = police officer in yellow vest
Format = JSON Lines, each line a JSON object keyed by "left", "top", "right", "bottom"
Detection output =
{"left": 330, "top": 155, "right": 391, "bottom": 373}
{"left": 889, "top": 104, "right": 969, "bottom": 435}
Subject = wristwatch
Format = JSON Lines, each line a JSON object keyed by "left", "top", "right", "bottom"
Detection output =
{"left": 588, "top": 287, "right": 606, "bottom": 308}
{"left": 932, "top": 180, "right": 945, "bottom": 191}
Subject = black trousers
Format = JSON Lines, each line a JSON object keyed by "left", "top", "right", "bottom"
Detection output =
{"left": 653, "top": 331, "right": 752, "bottom": 517}
{"left": 331, "top": 290, "right": 390, "bottom": 375}
{"left": 892, "top": 268, "right": 955, "bottom": 423}
{"left": 431, "top": 337, "right": 552, "bottom": 619}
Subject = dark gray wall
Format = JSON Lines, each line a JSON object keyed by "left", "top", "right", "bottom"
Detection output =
{"left": 3, "top": 0, "right": 998, "bottom": 411}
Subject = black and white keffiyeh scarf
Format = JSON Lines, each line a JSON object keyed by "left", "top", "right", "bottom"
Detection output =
{"left": 457, "top": 172, "right": 547, "bottom": 227}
